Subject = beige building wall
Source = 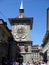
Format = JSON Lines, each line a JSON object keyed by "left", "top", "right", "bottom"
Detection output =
{"left": 11, "top": 24, "right": 33, "bottom": 63}
{"left": 32, "top": 51, "right": 42, "bottom": 62}
{"left": 42, "top": 39, "right": 49, "bottom": 63}
{"left": 20, "top": 52, "right": 32, "bottom": 63}
{"left": 32, "top": 46, "right": 43, "bottom": 62}
{"left": 42, "top": 40, "right": 49, "bottom": 53}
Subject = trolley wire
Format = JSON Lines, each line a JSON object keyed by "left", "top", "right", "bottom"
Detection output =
{"left": 0, "top": 11, "right": 8, "bottom": 20}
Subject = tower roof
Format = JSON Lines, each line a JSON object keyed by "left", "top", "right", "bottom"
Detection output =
{"left": 19, "top": 1, "right": 24, "bottom": 13}
{"left": 18, "top": 0, "right": 25, "bottom": 18}
{"left": 8, "top": 1, "right": 33, "bottom": 30}
{"left": 8, "top": 18, "right": 33, "bottom": 30}
{"left": 20, "top": 1, "right": 24, "bottom": 9}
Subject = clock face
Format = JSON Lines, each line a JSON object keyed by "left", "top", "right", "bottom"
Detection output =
{"left": 16, "top": 27, "right": 26, "bottom": 39}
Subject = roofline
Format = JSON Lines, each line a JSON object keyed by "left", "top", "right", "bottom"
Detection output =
{"left": 0, "top": 19, "right": 12, "bottom": 37}
{"left": 8, "top": 17, "right": 33, "bottom": 30}
{"left": 42, "top": 31, "right": 49, "bottom": 47}
{"left": 47, "top": 8, "right": 49, "bottom": 31}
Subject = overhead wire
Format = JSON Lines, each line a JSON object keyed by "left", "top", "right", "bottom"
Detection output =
{"left": 0, "top": 11, "right": 8, "bottom": 20}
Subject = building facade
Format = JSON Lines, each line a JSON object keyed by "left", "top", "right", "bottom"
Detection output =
{"left": 9, "top": 2, "right": 33, "bottom": 63}
{"left": 32, "top": 45, "right": 43, "bottom": 62}
{"left": 0, "top": 19, "right": 21, "bottom": 63}
{"left": 0, "top": 19, "right": 11, "bottom": 63}
{"left": 8, "top": 2, "right": 43, "bottom": 63}
{"left": 42, "top": 8, "right": 49, "bottom": 63}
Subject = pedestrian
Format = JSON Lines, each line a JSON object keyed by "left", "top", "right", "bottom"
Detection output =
{"left": 26, "top": 62, "right": 30, "bottom": 65}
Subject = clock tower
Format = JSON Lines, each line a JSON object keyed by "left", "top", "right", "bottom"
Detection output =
{"left": 9, "top": 1, "right": 33, "bottom": 62}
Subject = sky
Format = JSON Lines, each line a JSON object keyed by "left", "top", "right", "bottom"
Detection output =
{"left": 0, "top": 0, "right": 49, "bottom": 46}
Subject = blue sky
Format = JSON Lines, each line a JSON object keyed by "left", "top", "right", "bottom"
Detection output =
{"left": 0, "top": 0, "right": 49, "bottom": 46}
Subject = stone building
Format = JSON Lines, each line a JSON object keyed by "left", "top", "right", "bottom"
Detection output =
{"left": 32, "top": 45, "right": 43, "bottom": 62}
{"left": 0, "top": 19, "right": 11, "bottom": 62}
{"left": 8, "top": 1, "right": 33, "bottom": 63}
{"left": 42, "top": 8, "right": 49, "bottom": 63}
{"left": 0, "top": 19, "right": 21, "bottom": 63}
{"left": 8, "top": 2, "right": 43, "bottom": 63}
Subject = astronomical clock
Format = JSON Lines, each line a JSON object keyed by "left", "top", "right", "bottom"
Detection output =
{"left": 16, "top": 26, "right": 26, "bottom": 39}
{"left": 12, "top": 25, "right": 30, "bottom": 41}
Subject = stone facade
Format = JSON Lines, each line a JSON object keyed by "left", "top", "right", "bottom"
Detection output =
{"left": 42, "top": 33, "right": 49, "bottom": 63}
{"left": 0, "top": 19, "right": 11, "bottom": 63}
{"left": 32, "top": 45, "right": 43, "bottom": 62}
{"left": 0, "top": 19, "right": 21, "bottom": 63}
{"left": 8, "top": 2, "right": 33, "bottom": 62}
{"left": 42, "top": 8, "right": 49, "bottom": 63}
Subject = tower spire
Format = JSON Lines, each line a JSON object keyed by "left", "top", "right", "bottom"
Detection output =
{"left": 20, "top": 1, "right": 24, "bottom": 9}
{"left": 19, "top": 0, "right": 24, "bottom": 13}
